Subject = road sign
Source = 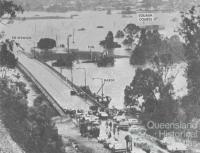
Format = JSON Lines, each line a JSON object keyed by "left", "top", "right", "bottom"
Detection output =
{"left": 137, "top": 13, "right": 154, "bottom": 22}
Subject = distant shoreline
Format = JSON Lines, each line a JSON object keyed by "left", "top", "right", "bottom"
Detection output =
{"left": 2, "top": 16, "right": 71, "bottom": 20}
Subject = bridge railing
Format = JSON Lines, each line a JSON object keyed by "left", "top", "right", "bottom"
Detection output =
{"left": 17, "top": 61, "right": 66, "bottom": 116}
{"left": 41, "top": 62, "right": 105, "bottom": 108}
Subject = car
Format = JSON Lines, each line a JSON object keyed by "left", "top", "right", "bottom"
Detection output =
{"left": 111, "top": 142, "right": 126, "bottom": 153}
{"left": 70, "top": 90, "right": 77, "bottom": 95}
{"left": 113, "top": 114, "right": 126, "bottom": 123}
{"left": 99, "top": 111, "right": 108, "bottom": 120}
{"left": 83, "top": 114, "right": 99, "bottom": 123}
{"left": 127, "top": 118, "right": 141, "bottom": 125}
{"left": 118, "top": 121, "right": 130, "bottom": 131}
{"left": 103, "top": 138, "right": 118, "bottom": 149}
{"left": 97, "top": 135, "right": 108, "bottom": 143}
{"left": 129, "top": 125, "right": 146, "bottom": 135}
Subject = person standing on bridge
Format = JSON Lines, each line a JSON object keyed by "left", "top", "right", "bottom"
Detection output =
{"left": 125, "top": 135, "right": 132, "bottom": 153}
{"left": 109, "top": 121, "right": 112, "bottom": 130}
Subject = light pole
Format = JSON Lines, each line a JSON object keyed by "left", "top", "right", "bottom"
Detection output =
{"left": 92, "top": 77, "right": 104, "bottom": 99}
{"left": 76, "top": 68, "right": 87, "bottom": 87}
{"left": 71, "top": 67, "right": 73, "bottom": 85}
{"left": 88, "top": 45, "right": 94, "bottom": 61}
{"left": 72, "top": 28, "right": 75, "bottom": 44}
{"left": 67, "top": 34, "right": 72, "bottom": 54}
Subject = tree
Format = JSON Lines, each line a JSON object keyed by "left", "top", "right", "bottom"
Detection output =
{"left": 123, "top": 36, "right": 133, "bottom": 49}
{"left": 0, "top": 0, "right": 23, "bottom": 18}
{"left": 168, "top": 35, "right": 186, "bottom": 62}
{"left": 37, "top": 38, "right": 56, "bottom": 50}
{"left": 99, "top": 31, "right": 121, "bottom": 49}
{"left": 123, "top": 24, "right": 140, "bottom": 38}
{"left": 115, "top": 30, "right": 124, "bottom": 38}
{"left": 0, "top": 1, "right": 22, "bottom": 67}
{"left": 130, "top": 29, "right": 185, "bottom": 65}
{"left": 129, "top": 46, "right": 145, "bottom": 65}
{"left": 178, "top": 6, "right": 200, "bottom": 120}
{"left": 0, "top": 40, "right": 18, "bottom": 68}
{"left": 124, "top": 67, "right": 178, "bottom": 136}
{"left": 130, "top": 29, "right": 162, "bottom": 65}
{"left": 123, "top": 24, "right": 140, "bottom": 49}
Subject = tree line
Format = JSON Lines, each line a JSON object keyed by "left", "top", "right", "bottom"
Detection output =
{"left": 124, "top": 6, "right": 200, "bottom": 140}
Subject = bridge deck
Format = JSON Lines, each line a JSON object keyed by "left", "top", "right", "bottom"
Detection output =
{"left": 18, "top": 53, "right": 93, "bottom": 111}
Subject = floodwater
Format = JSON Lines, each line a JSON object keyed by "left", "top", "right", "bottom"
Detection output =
{"left": 2, "top": 10, "right": 180, "bottom": 54}
{"left": 1, "top": 10, "right": 187, "bottom": 109}
{"left": 47, "top": 58, "right": 138, "bottom": 109}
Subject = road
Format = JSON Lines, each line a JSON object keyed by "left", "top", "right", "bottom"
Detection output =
{"left": 17, "top": 53, "right": 93, "bottom": 111}
{"left": 17, "top": 53, "right": 171, "bottom": 153}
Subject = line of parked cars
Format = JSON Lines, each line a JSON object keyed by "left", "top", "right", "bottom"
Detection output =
{"left": 113, "top": 113, "right": 143, "bottom": 132}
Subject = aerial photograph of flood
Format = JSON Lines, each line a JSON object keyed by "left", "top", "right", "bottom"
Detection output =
{"left": 0, "top": 0, "right": 200, "bottom": 153}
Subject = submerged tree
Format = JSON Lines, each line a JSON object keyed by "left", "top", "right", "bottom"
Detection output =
{"left": 122, "top": 24, "right": 140, "bottom": 49}
{"left": 37, "top": 38, "right": 56, "bottom": 50}
{"left": 115, "top": 30, "right": 124, "bottom": 38}
{"left": 124, "top": 24, "right": 140, "bottom": 38}
{"left": 100, "top": 31, "right": 121, "bottom": 50}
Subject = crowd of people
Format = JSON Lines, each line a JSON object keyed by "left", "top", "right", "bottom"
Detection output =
{"left": 105, "top": 120, "right": 120, "bottom": 139}
{"left": 79, "top": 117, "right": 100, "bottom": 138}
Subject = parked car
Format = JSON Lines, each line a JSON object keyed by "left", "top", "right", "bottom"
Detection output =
{"left": 70, "top": 90, "right": 77, "bottom": 95}
{"left": 103, "top": 138, "right": 118, "bottom": 149}
{"left": 113, "top": 114, "right": 126, "bottom": 123}
{"left": 127, "top": 118, "right": 141, "bottom": 125}
{"left": 83, "top": 114, "right": 99, "bottom": 123}
{"left": 118, "top": 121, "right": 130, "bottom": 131}
{"left": 97, "top": 135, "right": 107, "bottom": 143}
{"left": 99, "top": 111, "right": 108, "bottom": 120}
{"left": 129, "top": 125, "right": 146, "bottom": 135}
{"left": 111, "top": 142, "right": 126, "bottom": 153}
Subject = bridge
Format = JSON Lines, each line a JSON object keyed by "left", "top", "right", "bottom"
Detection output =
{"left": 17, "top": 53, "right": 94, "bottom": 116}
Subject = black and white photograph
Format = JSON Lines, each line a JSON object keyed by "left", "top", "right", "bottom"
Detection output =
{"left": 0, "top": 0, "right": 200, "bottom": 153}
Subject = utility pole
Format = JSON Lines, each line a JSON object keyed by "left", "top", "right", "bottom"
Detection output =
{"left": 77, "top": 68, "right": 87, "bottom": 87}
{"left": 71, "top": 67, "right": 73, "bottom": 85}
{"left": 34, "top": 24, "right": 37, "bottom": 58}
{"left": 93, "top": 77, "right": 104, "bottom": 100}
{"left": 56, "top": 34, "right": 58, "bottom": 47}
{"left": 88, "top": 45, "right": 94, "bottom": 61}
{"left": 72, "top": 28, "right": 75, "bottom": 44}
{"left": 67, "top": 34, "right": 72, "bottom": 53}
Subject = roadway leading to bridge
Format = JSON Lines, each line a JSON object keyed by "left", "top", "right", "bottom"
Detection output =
{"left": 18, "top": 53, "right": 93, "bottom": 111}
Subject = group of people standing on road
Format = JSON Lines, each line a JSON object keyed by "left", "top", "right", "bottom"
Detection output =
{"left": 105, "top": 120, "right": 120, "bottom": 139}
{"left": 79, "top": 119, "right": 100, "bottom": 138}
